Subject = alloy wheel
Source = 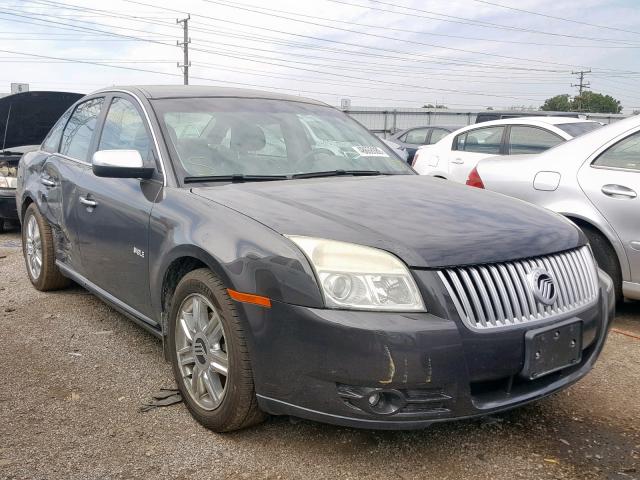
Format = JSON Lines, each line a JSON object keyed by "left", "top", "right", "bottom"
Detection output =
{"left": 25, "top": 215, "right": 42, "bottom": 280}
{"left": 175, "top": 293, "right": 229, "bottom": 410}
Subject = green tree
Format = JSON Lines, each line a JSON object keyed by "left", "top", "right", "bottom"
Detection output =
{"left": 573, "top": 92, "right": 622, "bottom": 113}
{"left": 541, "top": 94, "right": 571, "bottom": 112}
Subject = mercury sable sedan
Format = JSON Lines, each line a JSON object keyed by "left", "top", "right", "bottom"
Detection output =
{"left": 17, "top": 86, "right": 613, "bottom": 432}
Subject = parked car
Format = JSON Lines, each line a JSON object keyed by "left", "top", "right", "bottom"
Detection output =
{"left": 413, "top": 117, "right": 601, "bottom": 183}
{"left": 390, "top": 125, "right": 457, "bottom": 162}
{"left": 468, "top": 115, "right": 640, "bottom": 303}
{"left": 380, "top": 138, "right": 409, "bottom": 162}
{"left": 474, "top": 111, "right": 586, "bottom": 124}
{"left": 0, "top": 91, "right": 83, "bottom": 232}
{"left": 18, "top": 86, "right": 613, "bottom": 432}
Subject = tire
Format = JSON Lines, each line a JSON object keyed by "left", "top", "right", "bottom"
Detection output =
{"left": 0, "top": 220, "right": 4, "bottom": 233}
{"left": 581, "top": 225, "right": 623, "bottom": 303}
{"left": 168, "top": 268, "right": 265, "bottom": 432}
{"left": 22, "top": 204, "right": 70, "bottom": 291}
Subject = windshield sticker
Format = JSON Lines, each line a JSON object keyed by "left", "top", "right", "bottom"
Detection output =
{"left": 352, "top": 146, "right": 389, "bottom": 157}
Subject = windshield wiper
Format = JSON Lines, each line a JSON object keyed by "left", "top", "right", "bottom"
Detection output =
{"left": 184, "top": 174, "right": 288, "bottom": 184}
{"left": 291, "top": 169, "right": 382, "bottom": 179}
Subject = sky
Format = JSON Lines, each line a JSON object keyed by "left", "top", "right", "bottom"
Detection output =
{"left": 1, "top": 0, "right": 639, "bottom": 111}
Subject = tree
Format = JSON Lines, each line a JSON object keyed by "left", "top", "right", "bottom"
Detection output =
{"left": 540, "top": 92, "right": 622, "bottom": 113}
{"left": 541, "top": 94, "right": 571, "bottom": 112}
{"left": 422, "top": 104, "right": 448, "bottom": 109}
{"left": 573, "top": 92, "right": 622, "bottom": 113}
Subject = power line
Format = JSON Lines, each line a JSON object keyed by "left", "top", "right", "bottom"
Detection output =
{"left": 327, "top": 0, "right": 640, "bottom": 46}
{"left": 203, "top": 0, "right": 598, "bottom": 70}
{"left": 185, "top": 0, "right": 638, "bottom": 49}
{"left": 470, "top": 0, "right": 640, "bottom": 36}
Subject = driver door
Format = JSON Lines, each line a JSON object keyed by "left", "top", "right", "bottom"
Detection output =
{"left": 448, "top": 126, "right": 506, "bottom": 182}
{"left": 71, "top": 94, "right": 163, "bottom": 319}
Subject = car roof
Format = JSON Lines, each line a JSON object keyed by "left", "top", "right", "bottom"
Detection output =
{"left": 535, "top": 114, "right": 640, "bottom": 157}
{"left": 463, "top": 116, "right": 597, "bottom": 128}
{"left": 90, "top": 85, "right": 330, "bottom": 106}
{"left": 394, "top": 125, "right": 459, "bottom": 136}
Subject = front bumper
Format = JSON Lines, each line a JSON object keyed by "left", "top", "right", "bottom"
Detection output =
{"left": 0, "top": 189, "right": 18, "bottom": 221}
{"left": 242, "top": 269, "right": 614, "bottom": 430}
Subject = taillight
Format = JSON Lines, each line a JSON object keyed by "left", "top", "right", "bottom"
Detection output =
{"left": 466, "top": 166, "right": 485, "bottom": 189}
{"left": 411, "top": 151, "right": 419, "bottom": 167}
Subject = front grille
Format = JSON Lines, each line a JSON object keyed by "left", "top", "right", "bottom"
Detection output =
{"left": 439, "top": 246, "right": 598, "bottom": 330}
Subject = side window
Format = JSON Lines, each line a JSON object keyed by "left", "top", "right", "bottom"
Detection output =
{"left": 398, "top": 133, "right": 407, "bottom": 142}
{"left": 41, "top": 108, "right": 73, "bottom": 153}
{"left": 509, "top": 126, "right": 563, "bottom": 155}
{"left": 593, "top": 131, "right": 640, "bottom": 171}
{"left": 405, "top": 128, "right": 429, "bottom": 145}
{"left": 429, "top": 128, "right": 448, "bottom": 144}
{"left": 457, "top": 126, "right": 505, "bottom": 154}
{"left": 60, "top": 98, "right": 104, "bottom": 161}
{"left": 98, "top": 97, "right": 152, "bottom": 162}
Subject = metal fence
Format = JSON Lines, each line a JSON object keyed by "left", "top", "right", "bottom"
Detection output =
{"left": 344, "top": 107, "right": 629, "bottom": 137}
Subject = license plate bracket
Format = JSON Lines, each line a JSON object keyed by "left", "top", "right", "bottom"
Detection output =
{"left": 521, "top": 319, "right": 583, "bottom": 380}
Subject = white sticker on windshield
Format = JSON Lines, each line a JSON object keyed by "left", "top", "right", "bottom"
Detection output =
{"left": 352, "top": 145, "right": 389, "bottom": 157}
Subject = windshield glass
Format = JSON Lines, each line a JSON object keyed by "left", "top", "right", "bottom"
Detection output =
{"left": 152, "top": 97, "right": 413, "bottom": 181}
{"left": 556, "top": 122, "right": 602, "bottom": 138}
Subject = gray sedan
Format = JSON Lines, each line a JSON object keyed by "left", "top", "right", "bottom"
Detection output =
{"left": 472, "top": 115, "right": 640, "bottom": 302}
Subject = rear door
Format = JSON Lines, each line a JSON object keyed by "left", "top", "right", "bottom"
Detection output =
{"left": 449, "top": 125, "right": 506, "bottom": 182}
{"left": 578, "top": 129, "right": 640, "bottom": 284}
{"left": 506, "top": 125, "right": 564, "bottom": 155}
{"left": 41, "top": 98, "right": 105, "bottom": 272}
{"left": 71, "top": 94, "right": 162, "bottom": 319}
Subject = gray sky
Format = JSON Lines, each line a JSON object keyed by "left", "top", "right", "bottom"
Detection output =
{"left": 1, "top": 0, "right": 639, "bottom": 110}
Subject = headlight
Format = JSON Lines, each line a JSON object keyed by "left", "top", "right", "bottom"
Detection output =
{"left": 287, "top": 236, "right": 425, "bottom": 311}
{"left": 0, "top": 163, "right": 17, "bottom": 189}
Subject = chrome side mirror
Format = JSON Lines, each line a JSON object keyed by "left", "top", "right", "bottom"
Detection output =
{"left": 92, "top": 150, "right": 155, "bottom": 179}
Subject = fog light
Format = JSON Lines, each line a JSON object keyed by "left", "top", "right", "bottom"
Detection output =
{"left": 368, "top": 393, "right": 380, "bottom": 406}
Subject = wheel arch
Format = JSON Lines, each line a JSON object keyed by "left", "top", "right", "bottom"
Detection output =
{"left": 20, "top": 195, "right": 35, "bottom": 223}
{"left": 157, "top": 245, "right": 235, "bottom": 324}
{"left": 562, "top": 213, "right": 628, "bottom": 279}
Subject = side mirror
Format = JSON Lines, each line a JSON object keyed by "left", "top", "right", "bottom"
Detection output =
{"left": 92, "top": 150, "right": 155, "bottom": 179}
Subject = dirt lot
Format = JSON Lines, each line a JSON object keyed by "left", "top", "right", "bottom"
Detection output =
{"left": 0, "top": 225, "right": 638, "bottom": 480}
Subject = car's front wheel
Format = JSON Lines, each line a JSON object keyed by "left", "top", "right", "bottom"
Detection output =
{"left": 22, "top": 204, "right": 70, "bottom": 291}
{"left": 168, "top": 268, "right": 265, "bottom": 432}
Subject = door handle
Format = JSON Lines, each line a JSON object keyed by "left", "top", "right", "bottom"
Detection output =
{"left": 40, "top": 178, "right": 56, "bottom": 187}
{"left": 601, "top": 184, "right": 637, "bottom": 199}
{"left": 79, "top": 195, "right": 98, "bottom": 208}
{"left": 451, "top": 158, "right": 465, "bottom": 165}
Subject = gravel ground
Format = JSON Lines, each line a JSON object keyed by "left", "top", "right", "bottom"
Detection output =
{"left": 1, "top": 225, "right": 639, "bottom": 480}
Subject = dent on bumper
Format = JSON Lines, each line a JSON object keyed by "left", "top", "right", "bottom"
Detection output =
{"left": 246, "top": 272, "right": 614, "bottom": 430}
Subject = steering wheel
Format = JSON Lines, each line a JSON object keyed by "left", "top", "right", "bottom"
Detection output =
{"left": 296, "top": 148, "right": 336, "bottom": 169}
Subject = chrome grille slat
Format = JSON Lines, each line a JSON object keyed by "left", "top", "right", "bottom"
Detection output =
{"left": 438, "top": 246, "right": 599, "bottom": 331}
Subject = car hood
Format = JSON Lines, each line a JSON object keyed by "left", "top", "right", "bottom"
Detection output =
{"left": 192, "top": 175, "right": 584, "bottom": 268}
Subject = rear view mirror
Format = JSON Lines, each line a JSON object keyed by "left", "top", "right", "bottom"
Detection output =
{"left": 92, "top": 150, "right": 155, "bottom": 179}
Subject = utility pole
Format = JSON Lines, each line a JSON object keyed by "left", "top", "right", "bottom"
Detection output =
{"left": 177, "top": 15, "right": 191, "bottom": 85}
{"left": 571, "top": 69, "right": 591, "bottom": 111}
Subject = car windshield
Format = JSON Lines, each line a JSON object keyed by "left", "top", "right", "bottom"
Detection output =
{"left": 152, "top": 97, "right": 413, "bottom": 182}
{"left": 555, "top": 122, "right": 602, "bottom": 138}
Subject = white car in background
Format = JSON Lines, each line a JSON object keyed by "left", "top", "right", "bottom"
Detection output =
{"left": 412, "top": 117, "right": 601, "bottom": 182}
{"left": 470, "top": 115, "right": 640, "bottom": 302}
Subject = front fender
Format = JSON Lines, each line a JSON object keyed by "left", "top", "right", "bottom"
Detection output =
{"left": 148, "top": 187, "right": 324, "bottom": 321}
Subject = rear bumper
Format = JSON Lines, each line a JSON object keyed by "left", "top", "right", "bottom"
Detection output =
{"left": 246, "top": 270, "right": 614, "bottom": 430}
{"left": 0, "top": 189, "right": 18, "bottom": 221}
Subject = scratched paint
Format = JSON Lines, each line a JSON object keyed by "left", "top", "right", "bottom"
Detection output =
{"left": 379, "top": 345, "right": 396, "bottom": 384}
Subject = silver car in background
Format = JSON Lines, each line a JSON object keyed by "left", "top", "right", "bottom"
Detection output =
{"left": 471, "top": 115, "right": 640, "bottom": 302}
